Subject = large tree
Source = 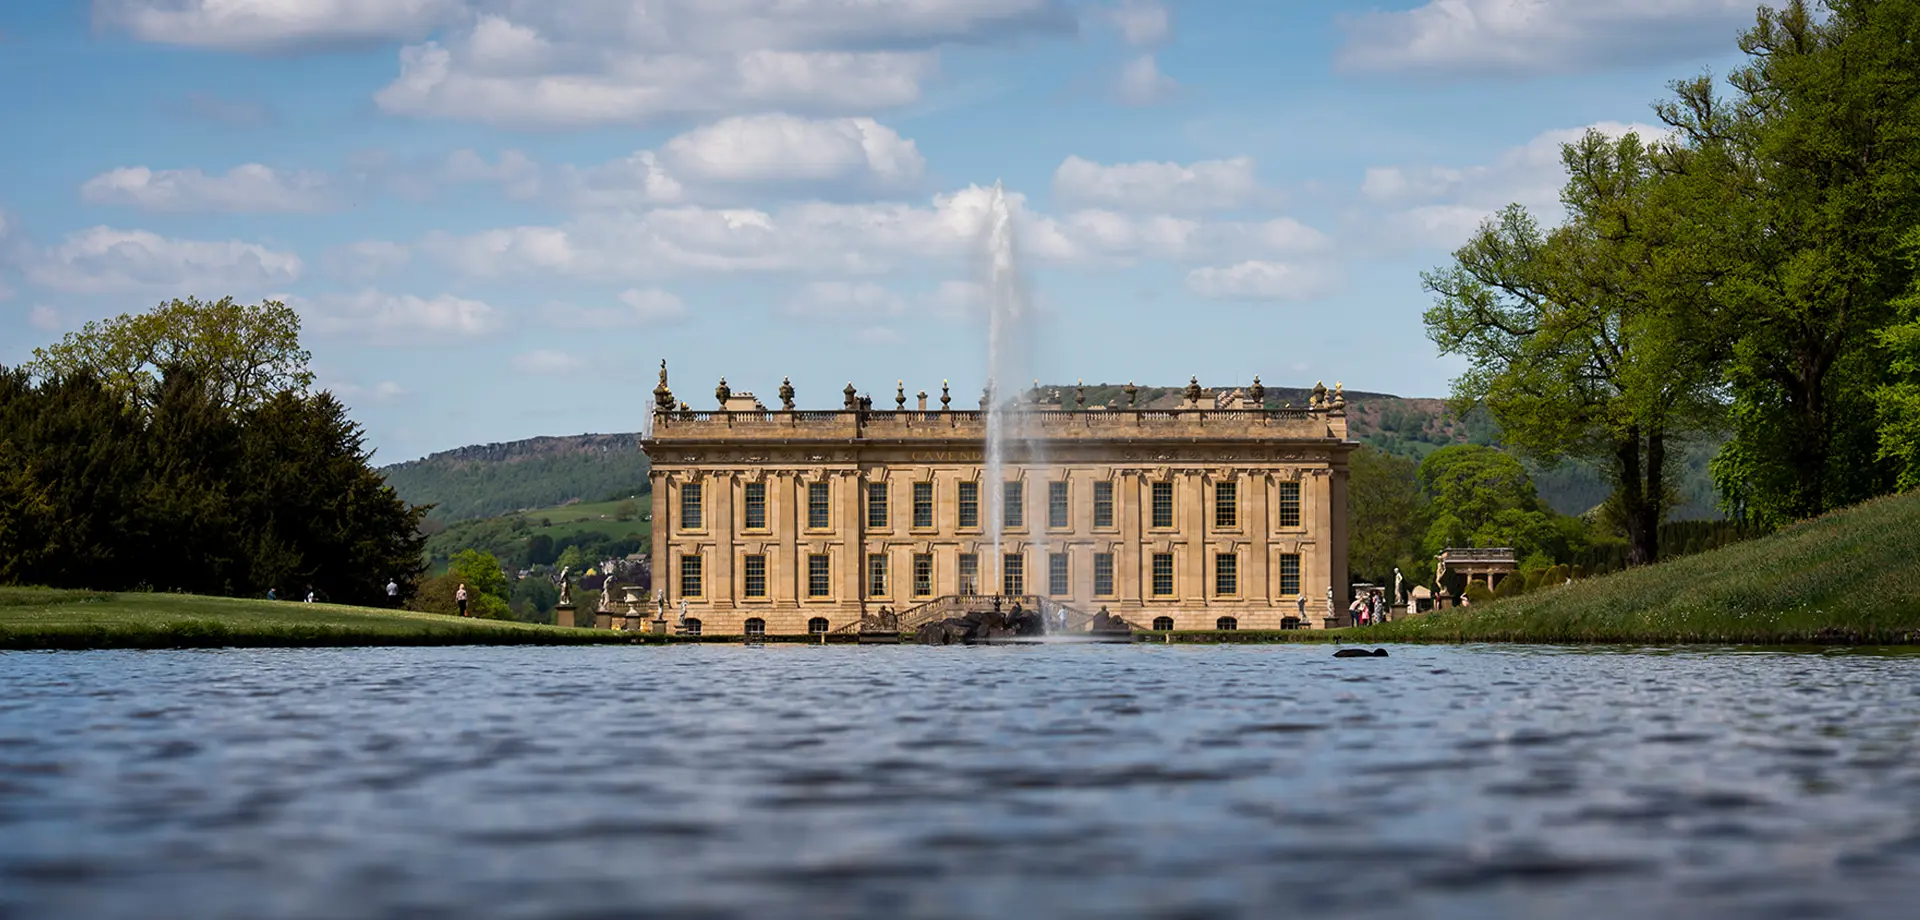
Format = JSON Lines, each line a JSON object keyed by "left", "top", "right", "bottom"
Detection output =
{"left": 1416, "top": 445, "right": 1570, "bottom": 567}
{"left": 1657, "top": 0, "right": 1920, "bottom": 523}
{"left": 1423, "top": 130, "right": 1724, "bottom": 565}
{"left": 1347, "top": 446, "right": 1428, "bottom": 586}
{"left": 1873, "top": 228, "right": 1920, "bottom": 488}
{"left": 26, "top": 297, "right": 313, "bottom": 413}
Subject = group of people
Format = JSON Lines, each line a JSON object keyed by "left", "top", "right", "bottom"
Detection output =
{"left": 1348, "top": 590, "right": 1391, "bottom": 627}
{"left": 264, "top": 579, "right": 407, "bottom": 607}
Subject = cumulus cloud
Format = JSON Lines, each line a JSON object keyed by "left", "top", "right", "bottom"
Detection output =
{"left": 295, "top": 289, "right": 503, "bottom": 342}
{"left": 662, "top": 114, "right": 923, "bottom": 187}
{"left": 1364, "top": 120, "right": 1668, "bottom": 247}
{"left": 362, "top": 2, "right": 1074, "bottom": 128}
{"left": 1106, "top": 0, "right": 1170, "bottom": 46}
{"left": 544, "top": 288, "right": 688, "bottom": 328}
{"left": 23, "top": 227, "right": 303, "bottom": 294}
{"left": 1336, "top": 0, "right": 1753, "bottom": 76}
{"left": 512, "top": 349, "right": 580, "bottom": 375}
{"left": 323, "top": 240, "right": 412, "bottom": 280}
{"left": 1115, "top": 53, "right": 1175, "bottom": 105}
{"left": 1053, "top": 155, "right": 1264, "bottom": 213}
{"left": 81, "top": 164, "right": 336, "bottom": 213}
{"left": 1186, "top": 261, "right": 1330, "bottom": 301}
{"left": 94, "top": 0, "right": 463, "bottom": 51}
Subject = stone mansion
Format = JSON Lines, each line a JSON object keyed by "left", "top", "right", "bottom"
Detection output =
{"left": 642, "top": 366, "right": 1355, "bottom": 636}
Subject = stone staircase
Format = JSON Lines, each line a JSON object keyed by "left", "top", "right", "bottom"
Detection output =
{"left": 834, "top": 595, "right": 1105, "bottom": 637}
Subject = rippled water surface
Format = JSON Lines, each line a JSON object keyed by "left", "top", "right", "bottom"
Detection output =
{"left": 4, "top": 645, "right": 1920, "bottom": 919}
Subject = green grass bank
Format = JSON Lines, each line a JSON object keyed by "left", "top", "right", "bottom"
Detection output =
{"left": 0, "top": 588, "right": 637, "bottom": 650}
{"left": 1337, "top": 488, "right": 1920, "bottom": 645}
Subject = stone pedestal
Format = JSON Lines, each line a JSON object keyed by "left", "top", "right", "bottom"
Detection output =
{"left": 554, "top": 603, "right": 578, "bottom": 628}
{"left": 595, "top": 611, "right": 614, "bottom": 630}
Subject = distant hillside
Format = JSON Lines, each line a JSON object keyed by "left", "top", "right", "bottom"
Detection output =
{"left": 381, "top": 434, "right": 651, "bottom": 523}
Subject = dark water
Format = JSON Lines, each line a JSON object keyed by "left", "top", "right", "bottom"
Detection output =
{"left": 3, "top": 645, "right": 1920, "bottom": 920}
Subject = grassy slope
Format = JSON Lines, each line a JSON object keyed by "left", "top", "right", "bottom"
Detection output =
{"left": 1348, "top": 489, "right": 1920, "bottom": 644}
{"left": 0, "top": 588, "right": 630, "bottom": 650}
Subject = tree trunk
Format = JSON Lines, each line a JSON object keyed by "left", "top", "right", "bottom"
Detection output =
{"left": 1616, "top": 427, "right": 1654, "bottom": 567}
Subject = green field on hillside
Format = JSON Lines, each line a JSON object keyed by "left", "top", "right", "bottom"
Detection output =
{"left": 424, "top": 497, "right": 651, "bottom": 570}
{"left": 0, "top": 588, "right": 631, "bottom": 649}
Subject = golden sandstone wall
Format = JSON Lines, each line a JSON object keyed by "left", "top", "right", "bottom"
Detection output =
{"left": 644, "top": 387, "right": 1354, "bottom": 635}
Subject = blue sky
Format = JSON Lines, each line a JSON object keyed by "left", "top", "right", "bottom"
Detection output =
{"left": 0, "top": 1, "right": 1755, "bottom": 462}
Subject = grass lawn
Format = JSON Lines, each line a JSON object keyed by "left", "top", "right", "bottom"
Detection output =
{"left": 0, "top": 588, "right": 633, "bottom": 650}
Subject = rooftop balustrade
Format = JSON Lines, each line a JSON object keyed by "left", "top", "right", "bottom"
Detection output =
{"left": 647, "top": 406, "right": 1348, "bottom": 443}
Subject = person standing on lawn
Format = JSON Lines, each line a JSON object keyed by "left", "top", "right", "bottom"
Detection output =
{"left": 455, "top": 584, "right": 469, "bottom": 617}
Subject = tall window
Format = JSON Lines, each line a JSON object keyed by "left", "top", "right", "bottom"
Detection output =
{"left": 808, "top": 482, "right": 831, "bottom": 529}
{"left": 1278, "top": 481, "right": 1301, "bottom": 528}
{"left": 1093, "top": 481, "right": 1114, "bottom": 528}
{"left": 743, "top": 554, "right": 766, "bottom": 598}
{"left": 1048, "top": 481, "right": 1069, "bottom": 529}
{"left": 743, "top": 482, "right": 767, "bottom": 530}
{"left": 958, "top": 553, "right": 980, "bottom": 594}
{"left": 1093, "top": 553, "right": 1114, "bottom": 597}
{"left": 1003, "top": 481, "right": 1025, "bottom": 529}
{"left": 867, "top": 482, "right": 889, "bottom": 529}
{"left": 913, "top": 482, "right": 934, "bottom": 529}
{"left": 681, "top": 483, "right": 704, "bottom": 530}
{"left": 1151, "top": 481, "right": 1174, "bottom": 528}
{"left": 912, "top": 554, "right": 932, "bottom": 596}
{"left": 958, "top": 481, "right": 980, "bottom": 528}
{"left": 680, "top": 555, "right": 703, "bottom": 598}
{"left": 1003, "top": 553, "right": 1024, "bottom": 595}
{"left": 807, "top": 554, "right": 831, "bottom": 598}
{"left": 1214, "top": 553, "right": 1238, "bottom": 596}
{"left": 1049, "top": 552, "right": 1069, "bottom": 596}
{"left": 868, "top": 554, "right": 888, "bottom": 596}
{"left": 1215, "top": 481, "right": 1238, "bottom": 528}
{"left": 1151, "top": 552, "right": 1174, "bottom": 597}
{"left": 1279, "top": 553, "right": 1301, "bottom": 596}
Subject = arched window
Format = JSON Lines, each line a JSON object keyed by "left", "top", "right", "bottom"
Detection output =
{"left": 1215, "top": 616, "right": 1238, "bottom": 631}
{"left": 683, "top": 617, "right": 702, "bottom": 636}
{"left": 1152, "top": 616, "right": 1175, "bottom": 631}
{"left": 808, "top": 617, "right": 830, "bottom": 635}
{"left": 744, "top": 617, "right": 766, "bottom": 637}
{"left": 1280, "top": 616, "right": 1301, "bottom": 630}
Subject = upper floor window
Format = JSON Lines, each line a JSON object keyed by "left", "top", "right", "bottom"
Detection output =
{"left": 743, "top": 482, "right": 767, "bottom": 530}
{"left": 1151, "top": 481, "right": 1174, "bottom": 528}
{"left": 1003, "top": 481, "right": 1025, "bottom": 529}
{"left": 680, "top": 483, "right": 703, "bottom": 530}
{"left": 1215, "top": 481, "right": 1238, "bottom": 528}
{"left": 1278, "top": 481, "right": 1301, "bottom": 528}
{"left": 958, "top": 481, "right": 980, "bottom": 529}
{"left": 867, "top": 482, "right": 889, "bottom": 529}
{"left": 808, "top": 482, "right": 831, "bottom": 530}
{"left": 913, "top": 481, "right": 934, "bottom": 529}
{"left": 1093, "top": 481, "right": 1114, "bottom": 528}
{"left": 1048, "top": 481, "right": 1069, "bottom": 529}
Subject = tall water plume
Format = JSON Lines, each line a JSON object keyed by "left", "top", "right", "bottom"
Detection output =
{"left": 981, "top": 182, "right": 1031, "bottom": 594}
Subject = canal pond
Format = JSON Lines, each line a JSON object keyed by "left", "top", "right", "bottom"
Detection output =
{"left": 3, "top": 644, "right": 1918, "bottom": 919}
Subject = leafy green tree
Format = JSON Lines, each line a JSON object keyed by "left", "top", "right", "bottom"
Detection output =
{"left": 1875, "top": 229, "right": 1920, "bottom": 489}
{"left": 1424, "top": 129, "right": 1725, "bottom": 565}
{"left": 554, "top": 544, "right": 589, "bottom": 574}
{"left": 1658, "top": 0, "right": 1920, "bottom": 523}
{"left": 526, "top": 533, "right": 557, "bottom": 566}
{"left": 1347, "top": 446, "right": 1428, "bottom": 585}
{"left": 448, "top": 549, "right": 508, "bottom": 601}
{"left": 510, "top": 576, "right": 559, "bottom": 620}
{"left": 1417, "top": 445, "right": 1567, "bottom": 563}
{"left": 614, "top": 500, "right": 639, "bottom": 521}
{"left": 26, "top": 297, "right": 313, "bottom": 413}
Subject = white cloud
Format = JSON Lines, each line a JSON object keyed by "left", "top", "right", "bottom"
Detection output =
{"left": 1186, "top": 261, "right": 1330, "bottom": 301}
{"left": 662, "top": 114, "right": 923, "bottom": 188}
{"left": 321, "top": 377, "right": 406, "bottom": 402}
{"left": 23, "top": 227, "right": 303, "bottom": 295}
{"left": 80, "top": 164, "right": 335, "bottom": 213}
{"left": 1115, "top": 53, "right": 1175, "bottom": 105}
{"left": 296, "top": 289, "right": 503, "bottom": 342}
{"left": 323, "top": 240, "right": 412, "bottom": 280}
{"left": 1336, "top": 0, "right": 1753, "bottom": 76}
{"left": 28, "top": 305, "right": 62, "bottom": 332}
{"left": 440, "top": 149, "right": 543, "bottom": 200}
{"left": 544, "top": 288, "right": 688, "bottom": 328}
{"left": 95, "top": 0, "right": 463, "bottom": 51}
{"left": 1054, "top": 155, "right": 1264, "bottom": 213}
{"left": 1364, "top": 121, "right": 1668, "bottom": 247}
{"left": 1107, "top": 0, "right": 1170, "bottom": 46}
{"left": 512, "top": 349, "right": 580, "bottom": 375}
{"left": 782, "top": 281, "right": 908, "bottom": 318}
{"left": 361, "top": 1, "right": 1074, "bottom": 128}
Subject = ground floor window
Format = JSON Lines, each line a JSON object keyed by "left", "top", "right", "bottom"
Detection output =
{"left": 913, "top": 554, "right": 932, "bottom": 597}
{"left": 743, "top": 554, "right": 766, "bottom": 599}
{"left": 744, "top": 617, "right": 766, "bottom": 637}
{"left": 1215, "top": 616, "right": 1238, "bottom": 631}
{"left": 808, "top": 617, "right": 830, "bottom": 634}
{"left": 1152, "top": 616, "right": 1174, "bottom": 631}
{"left": 868, "top": 553, "right": 888, "bottom": 597}
{"left": 683, "top": 618, "right": 702, "bottom": 636}
{"left": 959, "top": 553, "right": 979, "bottom": 594}
{"left": 1093, "top": 553, "right": 1114, "bottom": 597}
{"left": 1279, "top": 552, "right": 1301, "bottom": 596}
{"left": 808, "top": 554, "right": 831, "bottom": 598}
{"left": 1003, "top": 554, "right": 1024, "bottom": 595}
{"left": 1048, "top": 552, "right": 1069, "bottom": 596}
{"left": 1214, "top": 553, "right": 1238, "bottom": 596}
{"left": 680, "top": 555, "right": 703, "bottom": 598}
{"left": 1151, "top": 553, "right": 1174, "bottom": 597}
